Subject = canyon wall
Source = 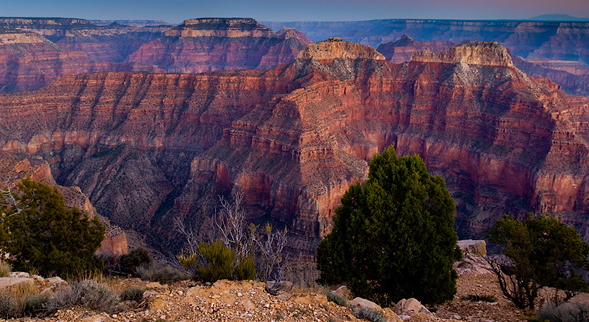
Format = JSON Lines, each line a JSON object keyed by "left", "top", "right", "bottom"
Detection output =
{"left": 264, "top": 19, "right": 589, "bottom": 63}
{"left": 377, "top": 35, "right": 589, "bottom": 97}
{"left": 0, "top": 152, "right": 128, "bottom": 258}
{"left": 0, "top": 17, "right": 309, "bottom": 93}
{"left": 126, "top": 18, "right": 312, "bottom": 73}
{"left": 0, "top": 40, "right": 588, "bottom": 258}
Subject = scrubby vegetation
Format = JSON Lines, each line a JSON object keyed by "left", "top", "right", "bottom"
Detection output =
{"left": 352, "top": 306, "right": 386, "bottom": 322}
{"left": 118, "top": 247, "right": 152, "bottom": 275}
{"left": 538, "top": 301, "right": 589, "bottom": 322}
{"left": 48, "top": 279, "right": 122, "bottom": 314}
{"left": 0, "top": 260, "right": 11, "bottom": 277}
{"left": 0, "top": 282, "right": 48, "bottom": 318}
{"left": 487, "top": 214, "right": 589, "bottom": 310}
{"left": 316, "top": 146, "right": 461, "bottom": 306}
{"left": 176, "top": 193, "right": 287, "bottom": 283}
{"left": 135, "top": 262, "right": 189, "bottom": 284}
{"left": 0, "top": 178, "right": 105, "bottom": 277}
{"left": 119, "top": 287, "right": 145, "bottom": 302}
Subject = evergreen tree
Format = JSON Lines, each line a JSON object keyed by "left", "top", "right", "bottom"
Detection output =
{"left": 0, "top": 178, "right": 105, "bottom": 277}
{"left": 317, "top": 146, "right": 460, "bottom": 305}
{"left": 487, "top": 214, "right": 589, "bottom": 309}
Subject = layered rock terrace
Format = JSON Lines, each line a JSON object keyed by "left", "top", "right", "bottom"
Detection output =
{"left": 0, "top": 40, "right": 588, "bottom": 257}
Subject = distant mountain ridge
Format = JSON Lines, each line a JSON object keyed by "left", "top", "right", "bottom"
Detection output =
{"left": 263, "top": 19, "right": 589, "bottom": 64}
{"left": 528, "top": 14, "right": 589, "bottom": 21}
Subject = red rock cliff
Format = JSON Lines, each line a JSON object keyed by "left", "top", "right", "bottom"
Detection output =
{"left": 126, "top": 18, "right": 312, "bottom": 73}
{"left": 0, "top": 40, "right": 588, "bottom": 256}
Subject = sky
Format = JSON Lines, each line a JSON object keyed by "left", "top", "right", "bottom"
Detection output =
{"left": 2, "top": 0, "right": 589, "bottom": 23}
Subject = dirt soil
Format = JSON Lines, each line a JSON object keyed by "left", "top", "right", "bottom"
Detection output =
{"left": 5, "top": 271, "right": 589, "bottom": 322}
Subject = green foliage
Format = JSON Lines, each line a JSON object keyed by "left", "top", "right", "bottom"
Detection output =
{"left": 487, "top": 214, "right": 589, "bottom": 310}
{"left": 539, "top": 301, "right": 589, "bottom": 322}
{"left": 118, "top": 247, "right": 152, "bottom": 275}
{"left": 325, "top": 291, "right": 348, "bottom": 307}
{"left": 0, "top": 178, "right": 105, "bottom": 277}
{"left": 197, "top": 240, "right": 235, "bottom": 282}
{"left": 352, "top": 306, "right": 386, "bottom": 322}
{"left": 119, "top": 288, "right": 145, "bottom": 302}
{"left": 178, "top": 240, "right": 258, "bottom": 282}
{"left": 234, "top": 255, "right": 256, "bottom": 281}
{"left": 317, "top": 146, "right": 460, "bottom": 306}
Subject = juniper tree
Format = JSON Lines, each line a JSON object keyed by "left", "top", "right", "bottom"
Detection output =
{"left": 487, "top": 214, "right": 589, "bottom": 309}
{"left": 317, "top": 146, "right": 461, "bottom": 305}
{"left": 0, "top": 178, "right": 105, "bottom": 277}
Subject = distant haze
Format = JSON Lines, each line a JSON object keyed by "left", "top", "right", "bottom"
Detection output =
{"left": 1, "top": 0, "right": 588, "bottom": 23}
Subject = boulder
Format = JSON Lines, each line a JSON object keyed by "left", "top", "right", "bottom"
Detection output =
{"left": 331, "top": 285, "right": 352, "bottom": 300}
{"left": 349, "top": 297, "right": 382, "bottom": 310}
{"left": 397, "top": 298, "right": 431, "bottom": 315}
{"left": 383, "top": 308, "right": 404, "bottom": 322}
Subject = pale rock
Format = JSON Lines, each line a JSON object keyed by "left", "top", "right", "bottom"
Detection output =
{"left": 397, "top": 298, "right": 431, "bottom": 315}
{"left": 241, "top": 298, "right": 257, "bottom": 311}
{"left": 9, "top": 272, "right": 30, "bottom": 278}
{"left": 331, "top": 285, "right": 352, "bottom": 300}
{"left": 349, "top": 297, "right": 382, "bottom": 310}
{"left": 457, "top": 240, "right": 487, "bottom": 257}
{"left": 0, "top": 277, "right": 35, "bottom": 289}
{"left": 383, "top": 308, "right": 404, "bottom": 322}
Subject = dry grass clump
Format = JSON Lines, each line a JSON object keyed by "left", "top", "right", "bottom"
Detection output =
{"left": 136, "top": 263, "right": 189, "bottom": 284}
{"left": 0, "top": 261, "right": 12, "bottom": 277}
{"left": 48, "top": 279, "right": 122, "bottom": 314}
{"left": 0, "top": 281, "right": 48, "bottom": 318}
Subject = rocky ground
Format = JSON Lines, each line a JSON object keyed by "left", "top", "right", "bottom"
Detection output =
{"left": 0, "top": 272, "right": 553, "bottom": 322}
{"left": 3, "top": 259, "right": 589, "bottom": 322}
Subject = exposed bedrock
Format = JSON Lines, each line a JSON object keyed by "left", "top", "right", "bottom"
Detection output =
{"left": 0, "top": 40, "right": 588, "bottom": 257}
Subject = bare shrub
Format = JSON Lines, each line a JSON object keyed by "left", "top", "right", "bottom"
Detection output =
{"left": 135, "top": 262, "right": 189, "bottom": 284}
{"left": 254, "top": 223, "right": 288, "bottom": 281}
{"left": 48, "top": 279, "right": 122, "bottom": 314}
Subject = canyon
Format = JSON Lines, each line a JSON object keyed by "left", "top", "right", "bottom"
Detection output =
{"left": 0, "top": 18, "right": 310, "bottom": 93}
{"left": 0, "top": 37, "right": 588, "bottom": 259}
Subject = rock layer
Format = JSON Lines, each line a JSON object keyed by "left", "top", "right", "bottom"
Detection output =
{"left": 265, "top": 19, "right": 589, "bottom": 63}
{"left": 0, "top": 40, "right": 588, "bottom": 257}
{"left": 126, "top": 18, "right": 312, "bottom": 73}
{"left": 0, "top": 152, "right": 128, "bottom": 258}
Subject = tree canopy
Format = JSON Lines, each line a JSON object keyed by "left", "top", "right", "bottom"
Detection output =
{"left": 0, "top": 178, "right": 105, "bottom": 277}
{"left": 487, "top": 214, "right": 589, "bottom": 309}
{"left": 317, "top": 146, "right": 461, "bottom": 305}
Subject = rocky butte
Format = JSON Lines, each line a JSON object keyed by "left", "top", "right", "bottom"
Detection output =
{"left": 126, "top": 18, "right": 312, "bottom": 73}
{"left": 264, "top": 19, "right": 589, "bottom": 64}
{"left": 0, "top": 39, "right": 588, "bottom": 258}
{"left": 0, "top": 17, "right": 169, "bottom": 63}
{"left": 0, "top": 27, "right": 132, "bottom": 93}
{"left": 377, "top": 35, "right": 589, "bottom": 97}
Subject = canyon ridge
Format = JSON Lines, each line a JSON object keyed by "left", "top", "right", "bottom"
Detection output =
{"left": 0, "top": 32, "right": 588, "bottom": 259}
